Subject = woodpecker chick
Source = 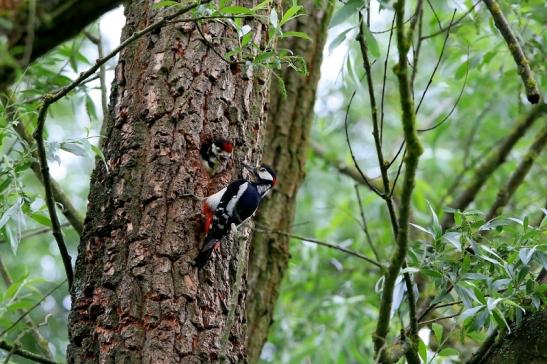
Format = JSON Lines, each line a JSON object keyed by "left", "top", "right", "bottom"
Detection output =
{"left": 194, "top": 163, "right": 276, "bottom": 268}
{"left": 200, "top": 138, "right": 234, "bottom": 175}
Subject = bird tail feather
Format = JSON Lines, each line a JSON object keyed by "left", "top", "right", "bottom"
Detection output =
{"left": 194, "top": 239, "right": 218, "bottom": 269}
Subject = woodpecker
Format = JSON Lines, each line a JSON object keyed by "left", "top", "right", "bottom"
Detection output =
{"left": 200, "top": 138, "right": 234, "bottom": 175}
{"left": 194, "top": 163, "right": 277, "bottom": 268}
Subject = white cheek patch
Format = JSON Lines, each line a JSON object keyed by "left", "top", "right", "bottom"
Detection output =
{"left": 258, "top": 170, "right": 272, "bottom": 181}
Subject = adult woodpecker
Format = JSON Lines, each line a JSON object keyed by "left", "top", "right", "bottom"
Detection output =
{"left": 194, "top": 163, "right": 277, "bottom": 268}
{"left": 200, "top": 138, "right": 234, "bottom": 174}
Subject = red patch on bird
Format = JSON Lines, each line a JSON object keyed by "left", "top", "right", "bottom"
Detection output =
{"left": 222, "top": 141, "right": 233, "bottom": 153}
{"left": 203, "top": 203, "right": 214, "bottom": 234}
{"left": 272, "top": 177, "right": 277, "bottom": 186}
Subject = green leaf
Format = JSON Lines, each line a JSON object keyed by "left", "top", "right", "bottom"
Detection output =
{"left": 328, "top": 27, "right": 355, "bottom": 54}
{"left": 91, "top": 144, "right": 109, "bottom": 172}
{"left": 270, "top": 8, "right": 279, "bottom": 29}
{"left": 282, "top": 31, "right": 311, "bottom": 41}
{"left": 251, "top": 0, "right": 271, "bottom": 11}
{"left": 220, "top": 6, "right": 254, "bottom": 15}
{"left": 361, "top": 25, "right": 380, "bottom": 58}
{"left": 0, "top": 197, "right": 23, "bottom": 230}
{"left": 439, "top": 347, "right": 459, "bottom": 357}
{"left": 519, "top": 246, "right": 536, "bottom": 265}
{"left": 418, "top": 338, "right": 427, "bottom": 362}
{"left": 330, "top": 0, "right": 362, "bottom": 29}
{"left": 60, "top": 141, "right": 89, "bottom": 158}
{"left": 85, "top": 94, "right": 98, "bottom": 121}
{"left": 153, "top": 0, "right": 180, "bottom": 8}
{"left": 29, "top": 212, "right": 52, "bottom": 227}
{"left": 280, "top": 5, "right": 303, "bottom": 27}
{"left": 428, "top": 201, "right": 442, "bottom": 238}
{"left": 432, "top": 322, "right": 443, "bottom": 343}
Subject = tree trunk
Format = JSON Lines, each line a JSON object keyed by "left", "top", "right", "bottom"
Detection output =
{"left": 67, "top": 1, "right": 273, "bottom": 362}
{"left": 478, "top": 310, "right": 547, "bottom": 364}
{"left": 245, "top": 1, "right": 333, "bottom": 361}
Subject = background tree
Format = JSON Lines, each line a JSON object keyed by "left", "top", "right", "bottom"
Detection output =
{"left": 0, "top": 0, "right": 545, "bottom": 363}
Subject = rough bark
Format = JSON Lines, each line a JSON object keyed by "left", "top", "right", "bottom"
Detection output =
{"left": 67, "top": 1, "right": 273, "bottom": 362}
{"left": 245, "top": 1, "right": 333, "bottom": 362}
{"left": 477, "top": 310, "right": 547, "bottom": 364}
{"left": 0, "top": 0, "right": 121, "bottom": 89}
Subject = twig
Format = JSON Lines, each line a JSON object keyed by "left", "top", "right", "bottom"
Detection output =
{"left": 0, "top": 279, "right": 67, "bottom": 339}
{"left": 415, "top": 10, "right": 456, "bottom": 115}
{"left": 34, "top": 105, "right": 74, "bottom": 288}
{"left": 441, "top": 103, "right": 546, "bottom": 229}
{"left": 389, "top": 148, "right": 407, "bottom": 198}
{"left": 343, "top": 90, "right": 384, "bottom": 197}
{"left": 426, "top": 0, "right": 442, "bottom": 30}
{"left": 380, "top": 14, "right": 396, "bottom": 144}
{"left": 357, "top": 12, "right": 392, "bottom": 200}
{"left": 421, "top": 1, "right": 480, "bottom": 40}
{"left": 255, "top": 227, "right": 385, "bottom": 270}
{"left": 0, "top": 341, "right": 59, "bottom": 364}
{"left": 483, "top": 0, "right": 540, "bottom": 103}
{"left": 418, "top": 312, "right": 460, "bottom": 326}
{"left": 485, "top": 124, "right": 547, "bottom": 220}
{"left": 386, "top": 140, "right": 406, "bottom": 169}
{"left": 417, "top": 48, "right": 468, "bottom": 132}
{"left": 20, "top": 0, "right": 36, "bottom": 67}
{"left": 0, "top": 224, "right": 71, "bottom": 246}
{"left": 354, "top": 185, "right": 381, "bottom": 261}
{"left": 10, "top": 106, "right": 84, "bottom": 234}
{"left": 311, "top": 142, "right": 383, "bottom": 192}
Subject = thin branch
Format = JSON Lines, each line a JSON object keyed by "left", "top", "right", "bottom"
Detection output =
{"left": 426, "top": 0, "right": 442, "bottom": 30}
{"left": 485, "top": 124, "right": 547, "bottom": 220}
{"left": 357, "top": 12, "right": 392, "bottom": 200}
{"left": 387, "top": 139, "right": 406, "bottom": 169}
{"left": 34, "top": 104, "right": 74, "bottom": 288}
{"left": 11, "top": 117, "right": 84, "bottom": 234}
{"left": 0, "top": 224, "right": 71, "bottom": 246}
{"left": 380, "top": 14, "right": 396, "bottom": 144}
{"left": 354, "top": 185, "right": 381, "bottom": 262}
{"left": 415, "top": 10, "right": 456, "bottom": 115}
{"left": 0, "top": 279, "right": 67, "bottom": 339}
{"left": 0, "top": 341, "right": 59, "bottom": 364}
{"left": 389, "top": 148, "right": 407, "bottom": 198}
{"left": 255, "top": 227, "right": 385, "bottom": 270}
{"left": 343, "top": 90, "right": 384, "bottom": 197}
{"left": 311, "top": 142, "right": 383, "bottom": 192}
{"left": 416, "top": 49, "right": 468, "bottom": 132}
{"left": 441, "top": 103, "right": 546, "bottom": 229}
{"left": 421, "top": 1, "right": 480, "bottom": 40}
{"left": 418, "top": 312, "right": 460, "bottom": 326}
{"left": 483, "top": 0, "right": 540, "bottom": 103}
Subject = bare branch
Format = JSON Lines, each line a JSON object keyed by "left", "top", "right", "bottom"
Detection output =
{"left": 415, "top": 10, "right": 456, "bottom": 115}
{"left": 255, "top": 227, "right": 385, "bottom": 270}
{"left": 483, "top": 0, "right": 540, "bottom": 104}
{"left": 354, "top": 185, "right": 381, "bottom": 262}
{"left": 343, "top": 90, "right": 384, "bottom": 197}
{"left": 0, "top": 341, "right": 60, "bottom": 364}
{"left": 34, "top": 103, "right": 74, "bottom": 288}
{"left": 311, "top": 142, "right": 383, "bottom": 192}
{"left": 0, "top": 280, "right": 67, "bottom": 339}
{"left": 441, "top": 103, "right": 546, "bottom": 229}
{"left": 421, "top": 1, "right": 481, "bottom": 40}
{"left": 380, "top": 14, "right": 396, "bottom": 144}
{"left": 485, "top": 124, "right": 547, "bottom": 220}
